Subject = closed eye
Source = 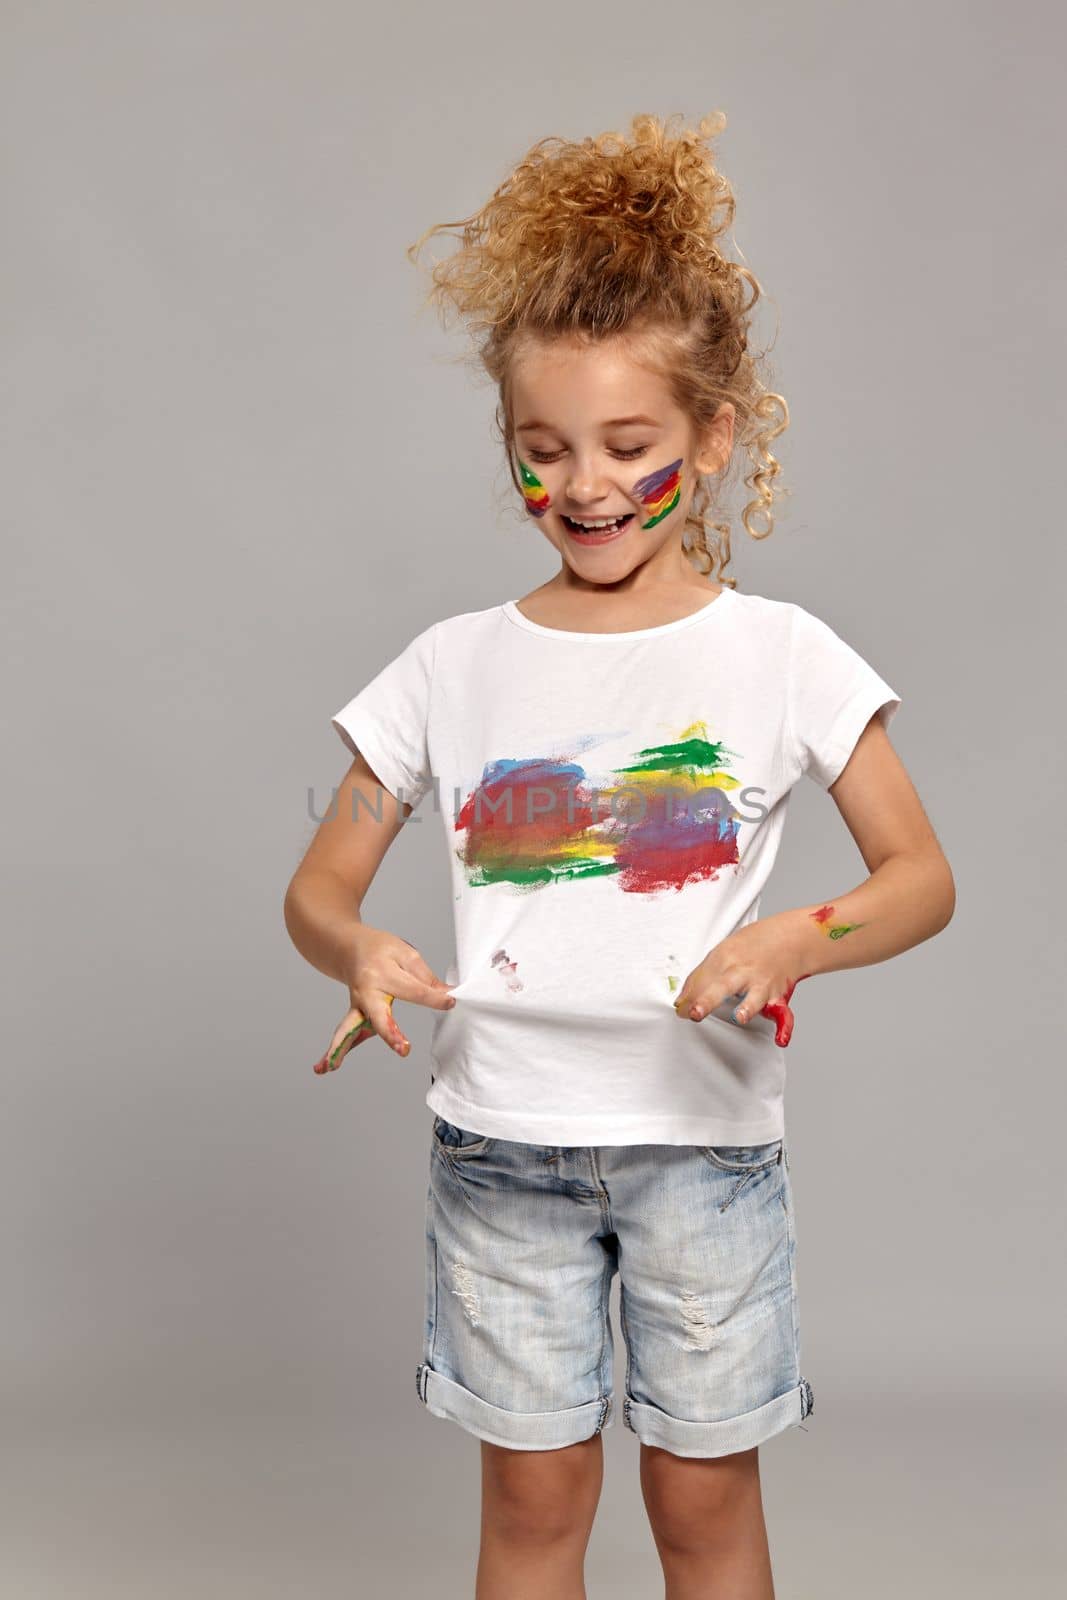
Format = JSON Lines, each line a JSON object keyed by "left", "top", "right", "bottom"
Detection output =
{"left": 525, "top": 446, "right": 649, "bottom": 463}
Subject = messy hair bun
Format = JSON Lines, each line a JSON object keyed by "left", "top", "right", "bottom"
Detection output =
{"left": 407, "top": 112, "right": 789, "bottom": 580}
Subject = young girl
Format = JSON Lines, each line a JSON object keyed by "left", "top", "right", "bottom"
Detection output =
{"left": 285, "top": 112, "right": 954, "bottom": 1600}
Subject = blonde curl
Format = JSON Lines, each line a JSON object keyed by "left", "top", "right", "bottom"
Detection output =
{"left": 408, "top": 111, "right": 791, "bottom": 581}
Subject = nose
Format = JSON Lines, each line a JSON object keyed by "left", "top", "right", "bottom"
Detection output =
{"left": 565, "top": 461, "right": 612, "bottom": 507}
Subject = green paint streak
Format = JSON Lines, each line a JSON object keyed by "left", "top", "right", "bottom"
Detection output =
{"left": 827, "top": 921, "right": 866, "bottom": 939}
{"left": 465, "top": 857, "right": 620, "bottom": 888}
{"left": 329, "top": 1021, "right": 372, "bottom": 1065}
{"left": 640, "top": 487, "right": 681, "bottom": 529}
{"left": 618, "top": 735, "right": 732, "bottom": 776}
{"left": 667, "top": 974, "right": 679, "bottom": 992}
{"left": 519, "top": 460, "right": 545, "bottom": 492}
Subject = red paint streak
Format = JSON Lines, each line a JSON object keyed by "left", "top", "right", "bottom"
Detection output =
{"left": 615, "top": 828, "right": 737, "bottom": 894}
{"left": 759, "top": 973, "right": 814, "bottom": 1047}
{"left": 457, "top": 767, "right": 600, "bottom": 865}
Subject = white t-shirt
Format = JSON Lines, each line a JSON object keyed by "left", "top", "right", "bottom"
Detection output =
{"left": 330, "top": 586, "right": 900, "bottom": 1146}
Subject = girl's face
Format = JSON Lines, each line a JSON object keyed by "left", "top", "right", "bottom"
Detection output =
{"left": 510, "top": 334, "right": 733, "bottom": 582}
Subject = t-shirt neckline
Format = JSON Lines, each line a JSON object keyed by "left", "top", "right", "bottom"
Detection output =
{"left": 501, "top": 585, "right": 736, "bottom": 643}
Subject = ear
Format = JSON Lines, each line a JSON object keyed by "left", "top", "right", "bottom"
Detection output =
{"left": 694, "top": 401, "right": 736, "bottom": 475}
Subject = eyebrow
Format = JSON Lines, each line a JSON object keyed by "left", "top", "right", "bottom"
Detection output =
{"left": 515, "top": 414, "right": 662, "bottom": 432}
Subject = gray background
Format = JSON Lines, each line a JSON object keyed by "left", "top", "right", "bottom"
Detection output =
{"left": 4, "top": 1, "right": 1064, "bottom": 1595}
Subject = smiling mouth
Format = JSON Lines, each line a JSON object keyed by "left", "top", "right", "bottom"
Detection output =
{"left": 561, "top": 512, "right": 635, "bottom": 538}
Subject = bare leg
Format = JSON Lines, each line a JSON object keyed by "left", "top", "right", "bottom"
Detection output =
{"left": 476, "top": 1433, "right": 605, "bottom": 1600}
{"left": 639, "top": 1442, "right": 776, "bottom": 1600}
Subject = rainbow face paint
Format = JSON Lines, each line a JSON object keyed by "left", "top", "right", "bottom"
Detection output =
{"left": 633, "top": 457, "right": 683, "bottom": 528}
{"left": 518, "top": 459, "right": 551, "bottom": 518}
{"left": 809, "top": 903, "right": 866, "bottom": 940}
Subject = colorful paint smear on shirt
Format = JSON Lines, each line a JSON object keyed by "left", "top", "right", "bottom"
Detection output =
{"left": 633, "top": 457, "right": 683, "bottom": 528}
{"left": 454, "top": 720, "right": 743, "bottom": 895}
{"left": 809, "top": 903, "right": 866, "bottom": 940}
{"left": 491, "top": 948, "right": 525, "bottom": 992}
{"left": 518, "top": 459, "right": 551, "bottom": 517}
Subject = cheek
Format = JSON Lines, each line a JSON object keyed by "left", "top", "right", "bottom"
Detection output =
{"left": 518, "top": 459, "right": 552, "bottom": 517}
{"left": 632, "top": 457, "right": 684, "bottom": 528}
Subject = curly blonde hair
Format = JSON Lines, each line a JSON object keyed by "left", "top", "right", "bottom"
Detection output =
{"left": 406, "top": 111, "right": 789, "bottom": 586}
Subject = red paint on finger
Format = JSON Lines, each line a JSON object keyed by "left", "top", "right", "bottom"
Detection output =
{"left": 760, "top": 972, "right": 812, "bottom": 1047}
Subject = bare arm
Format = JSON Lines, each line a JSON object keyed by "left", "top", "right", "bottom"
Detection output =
{"left": 284, "top": 750, "right": 407, "bottom": 983}
{"left": 674, "top": 715, "right": 955, "bottom": 1035}
{"left": 767, "top": 711, "right": 955, "bottom": 979}
{"left": 284, "top": 751, "right": 454, "bottom": 1058}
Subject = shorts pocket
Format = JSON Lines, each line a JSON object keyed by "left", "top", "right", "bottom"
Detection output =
{"left": 698, "top": 1139, "right": 784, "bottom": 1213}
{"left": 431, "top": 1115, "right": 492, "bottom": 1159}
{"left": 698, "top": 1139, "right": 783, "bottom": 1173}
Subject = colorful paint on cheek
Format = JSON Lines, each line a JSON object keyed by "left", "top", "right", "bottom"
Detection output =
{"left": 518, "top": 459, "right": 551, "bottom": 518}
{"left": 809, "top": 903, "right": 866, "bottom": 940}
{"left": 633, "top": 457, "right": 683, "bottom": 528}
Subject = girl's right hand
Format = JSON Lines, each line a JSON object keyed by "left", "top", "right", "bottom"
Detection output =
{"left": 312, "top": 926, "right": 456, "bottom": 1074}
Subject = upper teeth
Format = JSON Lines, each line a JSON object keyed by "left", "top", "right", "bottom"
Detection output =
{"left": 570, "top": 515, "right": 624, "bottom": 528}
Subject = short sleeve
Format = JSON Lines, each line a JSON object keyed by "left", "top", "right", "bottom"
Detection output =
{"left": 787, "top": 605, "right": 901, "bottom": 789}
{"left": 330, "top": 622, "right": 437, "bottom": 807}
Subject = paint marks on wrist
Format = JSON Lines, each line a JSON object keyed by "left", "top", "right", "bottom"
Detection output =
{"left": 809, "top": 904, "right": 866, "bottom": 940}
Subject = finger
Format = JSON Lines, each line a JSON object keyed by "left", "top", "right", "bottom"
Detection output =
{"left": 762, "top": 994, "right": 795, "bottom": 1047}
{"left": 731, "top": 988, "right": 771, "bottom": 1027}
{"left": 674, "top": 981, "right": 735, "bottom": 1022}
{"left": 671, "top": 970, "right": 706, "bottom": 1018}
{"left": 382, "top": 970, "right": 457, "bottom": 1012}
{"left": 363, "top": 992, "right": 411, "bottom": 1056}
{"left": 314, "top": 1022, "right": 364, "bottom": 1074}
{"left": 314, "top": 998, "right": 396, "bottom": 1074}
{"left": 316, "top": 1009, "right": 376, "bottom": 1074}
{"left": 394, "top": 941, "right": 454, "bottom": 993}
{"left": 763, "top": 974, "right": 808, "bottom": 1047}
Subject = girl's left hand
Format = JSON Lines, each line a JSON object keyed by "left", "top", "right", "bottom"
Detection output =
{"left": 673, "top": 918, "right": 811, "bottom": 1048}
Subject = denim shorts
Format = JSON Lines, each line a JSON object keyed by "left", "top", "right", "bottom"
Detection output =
{"left": 416, "top": 1116, "right": 814, "bottom": 1457}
